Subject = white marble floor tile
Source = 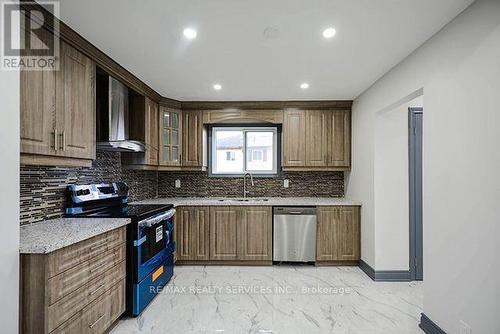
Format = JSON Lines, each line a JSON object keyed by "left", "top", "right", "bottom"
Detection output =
{"left": 111, "top": 265, "right": 423, "bottom": 334}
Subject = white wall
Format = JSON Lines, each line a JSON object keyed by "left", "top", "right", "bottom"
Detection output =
{"left": 0, "top": 2, "right": 20, "bottom": 330}
{"left": 374, "top": 96, "right": 423, "bottom": 271}
{"left": 347, "top": 0, "right": 500, "bottom": 332}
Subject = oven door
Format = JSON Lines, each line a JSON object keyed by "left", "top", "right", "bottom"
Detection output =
{"left": 135, "top": 209, "right": 175, "bottom": 282}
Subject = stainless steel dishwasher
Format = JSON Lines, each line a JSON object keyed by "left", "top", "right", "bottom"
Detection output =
{"left": 273, "top": 207, "right": 317, "bottom": 262}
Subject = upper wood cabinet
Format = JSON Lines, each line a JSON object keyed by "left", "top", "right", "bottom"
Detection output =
{"left": 122, "top": 96, "right": 160, "bottom": 168}
{"left": 21, "top": 41, "right": 95, "bottom": 166}
{"left": 305, "top": 110, "right": 328, "bottom": 167}
{"left": 283, "top": 109, "right": 351, "bottom": 170}
{"left": 283, "top": 109, "right": 306, "bottom": 166}
{"left": 327, "top": 111, "right": 351, "bottom": 168}
{"left": 203, "top": 110, "right": 283, "bottom": 124}
{"left": 159, "top": 106, "right": 182, "bottom": 166}
{"left": 56, "top": 42, "right": 96, "bottom": 161}
{"left": 316, "top": 206, "right": 360, "bottom": 262}
{"left": 145, "top": 98, "right": 159, "bottom": 166}
{"left": 182, "top": 110, "right": 205, "bottom": 168}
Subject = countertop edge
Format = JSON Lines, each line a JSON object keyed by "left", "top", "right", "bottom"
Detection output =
{"left": 20, "top": 217, "right": 132, "bottom": 255}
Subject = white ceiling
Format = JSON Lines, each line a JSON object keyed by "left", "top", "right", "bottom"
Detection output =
{"left": 56, "top": 0, "right": 473, "bottom": 101}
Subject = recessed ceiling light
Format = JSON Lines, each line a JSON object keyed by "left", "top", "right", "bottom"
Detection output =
{"left": 213, "top": 84, "right": 222, "bottom": 90}
{"left": 322, "top": 27, "right": 336, "bottom": 39}
{"left": 300, "top": 83, "right": 309, "bottom": 89}
{"left": 183, "top": 28, "right": 197, "bottom": 39}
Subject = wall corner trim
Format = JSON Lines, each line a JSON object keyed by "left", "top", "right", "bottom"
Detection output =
{"left": 419, "top": 313, "right": 447, "bottom": 334}
{"left": 358, "top": 260, "right": 412, "bottom": 282}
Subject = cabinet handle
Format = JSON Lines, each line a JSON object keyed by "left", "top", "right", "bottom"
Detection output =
{"left": 61, "top": 131, "right": 66, "bottom": 151}
{"left": 89, "top": 284, "right": 105, "bottom": 296}
{"left": 89, "top": 314, "right": 105, "bottom": 329}
{"left": 53, "top": 129, "right": 58, "bottom": 151}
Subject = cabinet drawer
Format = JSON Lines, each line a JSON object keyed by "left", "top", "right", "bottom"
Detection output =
{"left": 52, "top": 279, "right": 125, "bottom": 334}
{"left": 47, "top": 260, "right": 125, "bottom": 332}
{"left": 48, "top": 227, "right": 126, "bottom": 278}
{"left": 48, "top": 244, "right": 125, "bottom": 304}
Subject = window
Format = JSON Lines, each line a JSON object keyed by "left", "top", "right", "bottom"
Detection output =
{"left": 211, "top": 126, "right": 278, "bottom": 175}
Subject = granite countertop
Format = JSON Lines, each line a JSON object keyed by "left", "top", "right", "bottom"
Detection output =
{"left": 20, "top": 218, "right": 131, "bottom": 254}
{"left": 133, "top": 197, "right": 362, "bottom": 207}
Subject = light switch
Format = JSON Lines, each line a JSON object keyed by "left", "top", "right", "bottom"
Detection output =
{"left": 175, "top": 179, "right": 181, "bottom": 188}
{"left": 283, "top": 179, "right": 289, "bottom": 188}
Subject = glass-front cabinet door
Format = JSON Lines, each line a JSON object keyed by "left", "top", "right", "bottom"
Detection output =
{"left": 159, "top": 106, "right": 182, "bottom": 166}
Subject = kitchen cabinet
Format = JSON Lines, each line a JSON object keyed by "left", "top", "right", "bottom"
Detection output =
{"left": 239, "top": 207, "right": 272, "bottom": 261}
{"left": 20, "top": 227, "right": 126, "bottom": 334}
{"left": 159, "top": 106, "right": 182, "bottom": 167}
{"left": 182, "top": 110, "right": 205, "bottom": 168}
{"left": 145, "top": 97, "right": 159, "bottom": 166}
{"left": 203, "top": 110, "right": 284, "bottom": 124}
{"left": 283, "top": 109, "right": 351, "bottom": 170}
{"left": 316, "top": 206, "right": 360, "bottom": 262}
{"left": 283, "top": 109, "right": 306, "bottom": 166}
{"left": 305, "top": 110, "right": 328, "bottom": 167}
{"left": 176, "top": 207, "right": 210, "bottom": 261}
{"left": 327, "top": 111, "right": 351, "bottom": 168}
{"left": 21, "top": 40, "right": 95, "bottom": 166}
{"left": 209, "top": 207, "right": 239, "bottom": 260}
{"left": 122, "top": 96, "right": 160, "bottom": 168}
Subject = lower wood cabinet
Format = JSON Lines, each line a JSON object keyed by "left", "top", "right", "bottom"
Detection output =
{"left": 316, "top": 206, "right": 360, "bottom": 262}
{"left": 239, "top": 207, "right": 273, "bottom": 261}
{"left": 21, "top": 227, "right": 126, "bottom": 334}
{"left": 174, "top": 205, "right": 359, "bottom": 265}
{"left": 175, "top": 206, "right": 272, "bottom": 263}
{"left": 176, "top": 207, "right": 210, "bottom": 261}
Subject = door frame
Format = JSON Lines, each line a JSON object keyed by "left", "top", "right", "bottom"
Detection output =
{"left": 408, "top": 108, "right": 423, "bottom": 281}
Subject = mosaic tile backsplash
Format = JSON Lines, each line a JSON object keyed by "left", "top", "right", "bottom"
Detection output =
{"left": 158, "top": 171, "right": 344, "bottom": 198}
{"left": 20, "top": 151, "right": 158, "bottom": 225}
{"left": 21, "top": 152, "right": 344, "bottom": 225}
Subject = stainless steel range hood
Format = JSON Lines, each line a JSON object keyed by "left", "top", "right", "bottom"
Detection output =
{"left": 96, "top": 75, "right": 146, "bottom": 152}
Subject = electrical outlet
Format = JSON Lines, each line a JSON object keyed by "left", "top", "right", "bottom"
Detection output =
{"left": 283, "top": 179, "right": 289, "bottom": 188}
{"left": 460, "top": 320, "right": 472, "bottom": 334}
{"left": 175, "top": 179, "right": 181, "bottom": 188}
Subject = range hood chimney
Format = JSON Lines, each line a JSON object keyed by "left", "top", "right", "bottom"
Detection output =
{"left": 96, "top": 75, "right": 146, "bottom": 152}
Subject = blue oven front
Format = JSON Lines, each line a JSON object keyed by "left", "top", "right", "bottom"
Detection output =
{"left": 128, "top": 209, "right": 176, "bottom": 316}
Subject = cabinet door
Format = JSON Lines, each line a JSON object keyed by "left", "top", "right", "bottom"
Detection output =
{"left": 20, "top": 29, "right": 57, "bottom": 157}
{"left": 176, "top": 207, "right": 210, "bottom": 261}
{"left": 305, "top": 110, "right": 328, "bottom": 166}
{"left": 176, "top": 207, "right": 193, "bottom": 260}
{"left": 283, "top": 109, "right": 306, "bottom": 167}
{"left": 209, "top": 207, "right": 239, "bottom": 260}
{"left": 316, "top": 207, "right": 340, "bottom": 261}
{"left": 337, "top": 207, "right": 360, "bottom": 261}
{"left": 182, "top": 110, "right": 203, "bottom": 167}
{"left": 145, "top": 98, "right": 159, "bottom": 166}
{"left": 159, "top": 107, "right": 182, "bottom": 166}
{"left": 327, "top": 111, "right": 350, "bottom": 168}
{"left": 56, "top": 41, "right": 95, "bottom": 160}
{"left": 239, "top": 207, "right": 272, "bottom": 261}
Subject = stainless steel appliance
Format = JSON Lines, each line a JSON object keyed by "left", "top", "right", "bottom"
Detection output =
{"left": 65, "top": 182, "right": 175, "bottom": 316}
{"left": 96, "top": 74, "right": 146, "bottom": 152}
{"left": 273, "top": 207, "right": 317, "bottom": 262}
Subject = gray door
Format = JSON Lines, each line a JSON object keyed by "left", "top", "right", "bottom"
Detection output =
{"left": 409, "top": 108, "right": 423, "bottom": 281}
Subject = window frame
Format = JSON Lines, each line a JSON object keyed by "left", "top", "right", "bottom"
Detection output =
{"left": 209, "top": 125, "right": 280, "bottom": 177}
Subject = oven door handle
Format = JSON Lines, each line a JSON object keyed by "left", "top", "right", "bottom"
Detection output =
{"left": 138, "top": 209, "right": 176, "bottom": 227}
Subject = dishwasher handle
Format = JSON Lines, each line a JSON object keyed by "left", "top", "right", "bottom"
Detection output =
{"left": 273, "top": 207, "right": 316, "bottom": 215}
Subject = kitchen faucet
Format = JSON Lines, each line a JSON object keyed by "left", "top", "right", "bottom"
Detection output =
{"left": 243, "top": 172, "right": 254, "bottom": 198}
